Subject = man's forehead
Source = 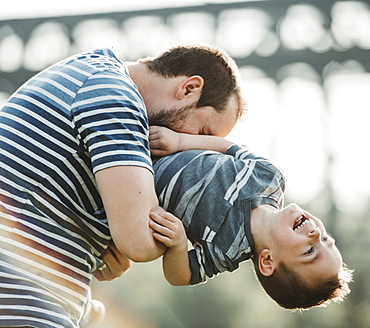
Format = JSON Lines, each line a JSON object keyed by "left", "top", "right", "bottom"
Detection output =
{"left": 208, "top": 100, "right": 240, "bottom": 137}
{"left": 229, "top": 93, "right": 244, "bottom": 119}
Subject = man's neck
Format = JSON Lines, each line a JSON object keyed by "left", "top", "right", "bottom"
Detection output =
{"left": 126, "top": 62, "right": 160, "bottom": 118}
{"left": 126, "top": 62, "right": 149, "bottom": 88}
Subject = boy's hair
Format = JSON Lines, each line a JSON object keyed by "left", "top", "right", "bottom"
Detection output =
{"left": 251, "top": 257, "right": 353, "bottom": 310}
{"left": 139, "top": 44, "right": 246, "bottom": 118}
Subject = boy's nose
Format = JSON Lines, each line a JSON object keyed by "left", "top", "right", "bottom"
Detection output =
{"left": 308, "top": 227, "right": 320, "bottom": 239}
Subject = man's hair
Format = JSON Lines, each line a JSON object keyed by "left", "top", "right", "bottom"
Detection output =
{"left": 251, "top": 256, "right": 353, "bottom": 310}
{"left": 139, "top": 44, "right": 246, "bottom": 118}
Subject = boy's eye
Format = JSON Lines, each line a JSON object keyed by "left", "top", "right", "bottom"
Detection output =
{"left": 304, "top": 247, "right": 314, "bottom": 255}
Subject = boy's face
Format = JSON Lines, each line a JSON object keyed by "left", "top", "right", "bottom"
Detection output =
{"left": 262, "top": 203, "right": 343, "bottom": 285}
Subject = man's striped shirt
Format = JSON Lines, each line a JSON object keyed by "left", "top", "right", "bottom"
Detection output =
{"left": 154, "top": 145, "right": 286, "bottom": 285}
{"left": 0, "top": 48, "right": 151, "bottom": 327}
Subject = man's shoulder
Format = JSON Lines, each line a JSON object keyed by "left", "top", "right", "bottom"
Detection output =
{"left": 53, "top": 48, "right": 127, "bottom": 79}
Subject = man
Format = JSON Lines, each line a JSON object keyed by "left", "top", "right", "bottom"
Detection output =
{"left": 0, "top": 44, "right": 245, "bottom": 327}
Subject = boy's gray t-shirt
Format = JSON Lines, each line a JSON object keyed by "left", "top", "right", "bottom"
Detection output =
{"left": 154, "top": 145, "right": 286, "bottom": 285}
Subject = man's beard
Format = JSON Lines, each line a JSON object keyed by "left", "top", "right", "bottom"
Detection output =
{"left": 148, "top": 103, "right": 197, "bottom": 130}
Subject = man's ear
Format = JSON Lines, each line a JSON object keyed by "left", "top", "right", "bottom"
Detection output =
{"left": 258, "top": 249, "right": 276, "bottom": 277}
{"left": 175, "top": 75, "right": 204, "bottom": 99}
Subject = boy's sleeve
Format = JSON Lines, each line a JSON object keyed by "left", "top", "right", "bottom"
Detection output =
{"left": 226, "top": 144, "right": 261, "bottom": 161}
{"left": 188, "top": 242, "right": 241, "bottom": 285}
{"left": 189, "top": 244, "right": 217, "bottom": 285}
{"left": 226, "top": 144, "right": 246, "bottom": 158}
{"left": 188, "top": 248, "right": 204, "bottom": 285}
{"left": 227, "top": 144, "right": 286, "bottom": 209}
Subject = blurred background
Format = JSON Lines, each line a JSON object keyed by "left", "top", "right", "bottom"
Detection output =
{"left": 1, "top": 0, "right": 370, "bottom": 327}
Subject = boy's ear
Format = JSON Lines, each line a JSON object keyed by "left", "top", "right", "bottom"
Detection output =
{"left": 175, "top": 75, "right": 204, "bottom": 99}
{"left": 258, "top": 249, "right": 276, "bottom": 277}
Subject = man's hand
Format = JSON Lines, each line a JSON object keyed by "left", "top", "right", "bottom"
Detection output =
{"left": 93, "top": 241, "right": 132, "bottom": 281}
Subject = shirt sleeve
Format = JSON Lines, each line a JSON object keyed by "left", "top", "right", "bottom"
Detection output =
{"left": 188, "top": 247, "right": 205, "bottom": 285}
{"left": 188, "top": 239, "right": 247, "bottom": 285}
{"left": 188, "top": 243, "right": 228, "bottom": 285}
{"left": 227, "top": 144, "right": 286, "bottom": 209}
{"left": 72, "top": 70, "right": 153, "bottom": 174}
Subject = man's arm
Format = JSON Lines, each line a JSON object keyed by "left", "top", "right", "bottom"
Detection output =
{"left": 95, "top": 165, "right": 167, "bottom": 263}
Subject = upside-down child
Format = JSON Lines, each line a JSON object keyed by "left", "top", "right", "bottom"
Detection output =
{"left": 148, "top": 126, "right": 353, "bottom": 310}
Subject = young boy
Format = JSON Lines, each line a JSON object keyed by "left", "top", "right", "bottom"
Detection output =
{"left": 148, "top": 126, "right": 353, "bottom": 310}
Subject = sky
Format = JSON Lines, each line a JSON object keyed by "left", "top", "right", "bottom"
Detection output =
{"left": 1, "top": 0, "right": 249, "bottom": 20}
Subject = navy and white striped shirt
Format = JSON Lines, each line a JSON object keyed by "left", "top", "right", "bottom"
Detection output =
{"left": 154, "top": 145, "right": 286, "bottom": 285}
{"left": 0, "top": 48, "right": 151, "bottom": 327}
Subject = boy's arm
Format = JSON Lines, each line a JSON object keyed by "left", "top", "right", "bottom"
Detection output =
{"left": 149, "top": 125, "right": 234, "bottom": 157}
{"left": 149, "top": 212, "right": 191, "bottom": 286}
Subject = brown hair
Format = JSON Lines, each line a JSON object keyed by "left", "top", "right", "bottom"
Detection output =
{"left": 251, "top": 257, "right": 353, "bottom": 310}
{"left": 140, "top": 44, "right": 246, "bottom": 118}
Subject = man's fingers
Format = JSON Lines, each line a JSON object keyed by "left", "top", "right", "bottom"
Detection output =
{"left": 107, "top": 242, "right": 131, "bottom": 265}
{"left": 93, "top": 263, "right": 114, "bottom": 281}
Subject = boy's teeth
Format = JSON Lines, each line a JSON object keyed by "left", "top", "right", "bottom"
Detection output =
{"left": 294, "top": 218, "right": 309, "bottom": 231}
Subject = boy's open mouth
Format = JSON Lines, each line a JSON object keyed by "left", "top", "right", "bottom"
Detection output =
{"left": 293, "top": 216, "right": 309, "bottom": 231}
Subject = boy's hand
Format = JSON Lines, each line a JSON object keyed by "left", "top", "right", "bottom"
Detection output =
{"left": 149, "top": 126, "right": 181, "bottom": 157}
{"left": 150, "top": 210, "right": 192, "bottom": 286}
{"left": 149, "top": 211, "right": 187, "bottom": 250}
